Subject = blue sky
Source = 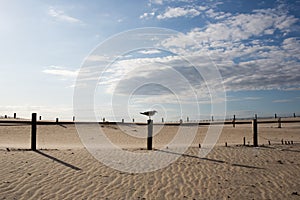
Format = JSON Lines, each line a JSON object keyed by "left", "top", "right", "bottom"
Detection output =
{"left": 0, "top": 0, "right": 299, "bottom": 121}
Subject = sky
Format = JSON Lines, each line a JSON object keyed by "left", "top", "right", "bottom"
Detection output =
{"left": 0, "top": 0, "right": 299, "bottom": 122}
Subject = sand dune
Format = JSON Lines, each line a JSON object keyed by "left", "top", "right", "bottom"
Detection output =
{"left": 0, "top": 122, "right": 300, "bottom": 199}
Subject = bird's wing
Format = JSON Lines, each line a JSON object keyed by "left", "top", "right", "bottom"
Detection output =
{"left": 140, "top": 112, "right": 149, "bottom": 115}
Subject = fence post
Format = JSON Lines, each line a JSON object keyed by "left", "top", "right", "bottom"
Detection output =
{"left": 187, "top": 116, "right": 189, "bottom": 122}
{"left": 31, "top": 113, "right": 37, "bottom": 150}
{"left": 39, "top": 116, "right": 42, "bottom": 120}
{"left": 14, "top": 113, "right": 16, "bottom": 119}
{"left": 243, "top": 137, "right": 246, "bottom": 146}
{"left": 255, "top": 114, "right": 257, "bottom": 119}
{"left": 294, "top": 113, "right": 296, "bottom": 118}
{"left": 56, "top": 118, "right": 59, "bottom": 123}
{"left": 4, "top": 115, "right": 7, "bottom": 119}
{"left": 132, "top": 118, "right": 135, "bottom": 123}
{"left": 73, "top": 116, "right": 75, "bottom": 122}
{"left": 275, "top": 113, "right": 277, "bottom": 119}
{"left": 252, "top": 119, "right": 258, "bottom": 147}
{"left": 211, "top": 116, "right": 214, "bottom": 121}
{"left": 122, "top": 119, "right": 124, "bottom": 123}
{"left": 233, "top": 114, "right": 236, "bottom": 128}
{"left": 147, "top": 119, "right": 153, "bottom": 150}
{"left": 278, "top": 117, "right": 281, "bottom": 128}
{"left": 162, "top": 118, "right": 164, "bottom": 123}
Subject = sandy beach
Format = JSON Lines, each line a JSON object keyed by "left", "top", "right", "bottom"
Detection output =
{"left": 0, "top": 121, "right": 300, "bottom": 199}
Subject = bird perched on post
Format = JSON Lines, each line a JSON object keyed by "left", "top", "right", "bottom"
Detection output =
{"left": 140, "top": 110, "right": 157, "bottom": 119}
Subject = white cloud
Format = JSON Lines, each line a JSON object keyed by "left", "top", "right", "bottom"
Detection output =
{"left": 48, "top": 7, "right": 82, "bottom": 24}
{"left": 165, "top": 7, "right": 298, "bottom": 45}
{"left": 85, "top": 55, "right": 111, "bottom": 62}
{"left": 157, "top": 7, "right": 201, "bottom": 19}
{"left": 244, "top": 97, "right": 262, "bottom": 101}
{"left": 273, "top": 99, "right": 292, "bottom": 103}
{"left": 155, "top": 5, "right": 300, "bottom": 92}
{"left": 138, "top": 49, "right": 161, "bottom": 54}
{"left": 150, "top": 0, "right": 164, "bottom": 5}
{"left": 43, "top": 66, "right": 79, "bottom": 78}
{"left": 140, "top": 12, "right": 155, "bottom": 19}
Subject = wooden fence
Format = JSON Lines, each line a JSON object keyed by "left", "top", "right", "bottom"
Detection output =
{"left": 1, "top": 113, "right": 299, "bottom": 150}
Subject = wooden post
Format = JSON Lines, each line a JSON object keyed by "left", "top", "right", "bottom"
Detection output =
{"left": 281, "top": 139, "right": 284, "bottom": 145}
{"left": 132, "top": 118, "right": 135, "bottom": 123}
{"left": 211, "top": 116, "right": 214, "bottom": 121}
{"left": 243, "top": 137, "right": 246, "bottom": 146}
{"left": 278, "top": 117, "right": 281, "bottom": 128}
{"left": 179, "top": 119, "right": 183, "bottom": 124}
{"left": 233, "top": 115, "right": 236, "bottom": 128}
{"left": 147, "top": 119, "right": 153, "bottom": 150}
{"left": 31, "top": 113, "right": 37, "bottom": 150}
{"left": 187, "top": 117, "right": 189, "bottom": 122}
{"left": 56, "top": 118, "right": 59, "bottom": 123}
{"left": 255, "top": 114, "right": 257, "bottom": 119}
{"left": 103, "top": 118, "right": 105, "bottom": 122}
{"left": 73, "top": 116, "right": 75, "bottom": 122}
{"left": 122, "top": 119, "right": 124, "bottom": 123}
{"left": 275, "top": 113, "right": 277, "bottom": 119}
{"left": 39, "top": 116, "right": 42, "bottom": 120}
{"left": 4, "top": 115, "right": 7, "bottom": 119}
{"left": 162, "top": 118, "right": 164, "bottom": 123}
{"left": 225, "top": 142, "right": 227, "bottom": 147}
{"left": 294, "top": 113, "right": 296, "bottom": 118}
{"left": 252, "top": 119, "right": 258, "bottom": 147}
{"left": 14, "top": 113, "right": 16, "bottom": 119}
{"left": 268, "top": 141, "right": 271, "bottom": 145}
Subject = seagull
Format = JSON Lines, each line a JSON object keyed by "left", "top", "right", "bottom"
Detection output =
{"left": 140, "top": 110, "right": 157, "bottom": 119}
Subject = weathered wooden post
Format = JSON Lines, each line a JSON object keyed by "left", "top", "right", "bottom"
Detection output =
{"left": 103, "top": 117, "right": 105, "bottom": 122}
{"left": 39, "top": 116, "right": 42, "bottom": 120}
{"left": 275, "top": 113, "right": 277, "bottom": 119}
{"left": 4, "top": 115, "right": 7, "bottom": 119}
{"left": 252, "top": 119, "right": 258, "bottom": 147}
{"left": 132, "top": 118, "right": 135, "bottom": 123}
{"left": 122, "top": 119, "right": 124, "bottom": 123}
{"left": 162, "top": 118, "right": 164, "bottom": 123}
{"left": 147, "top": 119, "right": 153, "bottom": 150}
{"left": 14, "top": 113, "right": 17, "bottom": 119}
{"left": 225, "top": 142, "right": 228, "bottom": 147}
{"left": 278, "top": 117, "right": 282, "bottom": 128}
{"left": 211, "top": 116, "right": 214, "bottom": 121}
{"left": 73, "top": 116, "right": 75, "bottom": 122}
{"left": 243, "top": 137, "right": 246, "bottom": 146}
{"left": 187, "top": 116, "right": 189, "bottom": 122}
{"left": 233, "top": 115, "right": 236, "bottom": 128}
{"left": 255, "top": 114, "right": 257, "bottom": 119}
{"left": 31, "top": 113, "right": 37, "bottom": 150}
{"left": 56, "top": 118, "right": 59, "bottom": 123}
{"left": 294, "top": 113, "right": 296, "bottom": 118}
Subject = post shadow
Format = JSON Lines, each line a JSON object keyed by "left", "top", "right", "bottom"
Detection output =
{"left": 155, "top": 149, "right": 264, "bottom": 169}
{"left": 34, "top": 150, "right": 81, "bottom": 171}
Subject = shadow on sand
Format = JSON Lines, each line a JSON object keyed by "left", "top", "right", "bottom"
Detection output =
{"left": 156, "top": 149, "right": 264, "bottom": 170}
{"left": 34, "top": 150, "right": 81, "bottom": 171}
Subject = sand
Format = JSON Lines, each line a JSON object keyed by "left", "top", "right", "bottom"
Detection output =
{"left": 0, "top": 120, "right": 300, "bottom": 199}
